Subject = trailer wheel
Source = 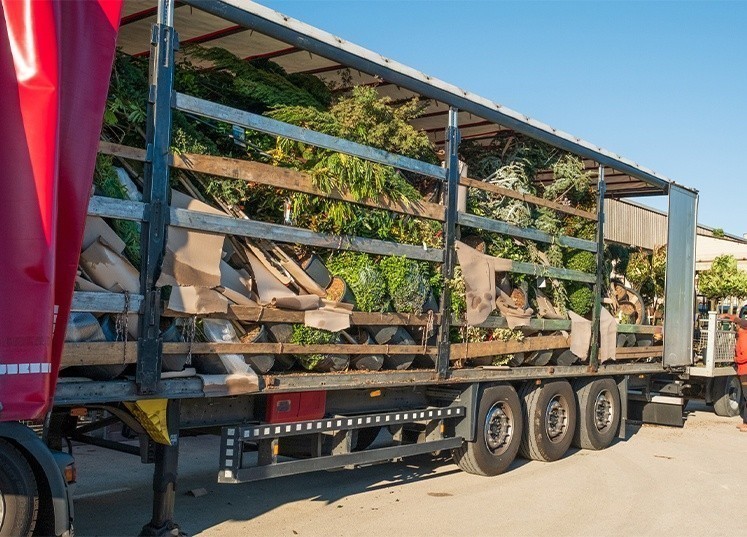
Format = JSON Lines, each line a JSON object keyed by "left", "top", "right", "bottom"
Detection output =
{"left": 572, "top": 378, "right": 621, "bottom": 450}
{"left": 0, "top": 440, "right": 39, "bottom": 537}
{"left": 519, "top": 380, "right": 576, "bottom": 462}
{"left": 452, "top": 385, "right": 522, "bottom": 476}
{"left": 713, "top": 376, "right": 742, "bottom": 417}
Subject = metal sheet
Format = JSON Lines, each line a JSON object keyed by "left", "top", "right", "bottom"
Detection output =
{"left": 663, "top": 185, "right": 698, "bottom": 367}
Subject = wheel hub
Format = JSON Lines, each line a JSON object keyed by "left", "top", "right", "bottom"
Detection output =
{"left": 545, "top": 395, "right": 569, "bottom": 442}
{"left": 594, "top": 390, "right": 614, "bottom": 432}
{"left": 484, "top": 402, "right": 513, "bottom": 455}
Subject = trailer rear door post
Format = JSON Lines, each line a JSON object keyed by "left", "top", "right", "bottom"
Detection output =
{"left": 436, "top": 108, "right": 461, "bottom": 378}
{"left": 137, "top": 0, "right": 177, "bottom": 393}
{"left": 663, "top": 185, "right": 698, "bottom": 368}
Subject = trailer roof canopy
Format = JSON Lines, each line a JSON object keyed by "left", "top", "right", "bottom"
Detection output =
{"left": 116, "top": 0, "right": 695, "bottom": 198}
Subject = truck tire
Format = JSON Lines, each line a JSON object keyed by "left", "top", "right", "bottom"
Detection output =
{"left": 713, "top": 376, "right": 742, "bottom": 417}
{"left": 0, "top": 439, "right": 39, "bottom": 537}
{"left": 572, "top": 377, "right": 621, "bottom": 450}
{"left": 452, "top": 384, "right": 523, "bottom": 476}
{"left": 519, "top": 380, "right": 576, "bottom": 462}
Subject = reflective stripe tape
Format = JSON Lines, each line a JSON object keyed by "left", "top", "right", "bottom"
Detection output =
{"left": 0, "top": 363, "right": 52, "bottom": 375}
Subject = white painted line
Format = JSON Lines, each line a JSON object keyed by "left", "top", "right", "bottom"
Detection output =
{"left": 75, "top": 487, "right": 132, "bottom": 501}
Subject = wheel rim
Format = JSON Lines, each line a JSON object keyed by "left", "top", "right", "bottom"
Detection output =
{"left": 0, "top": 488, "right": 5, "bottom": 530}
{"left": 594, "top": 389, "right": 614, "bottom": 432}
{"left": 483, "top": 401, "right": 514, "bottom": 455}
{"left": 727, "top": 378, "right": 741, "bottom": 412}
{"left": 545, "top": 395, "right": 570, "bottom": 443}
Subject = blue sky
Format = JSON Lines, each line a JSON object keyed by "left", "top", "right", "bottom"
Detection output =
{"left": 260, "top": 0, "right": 746, "bottom": 235}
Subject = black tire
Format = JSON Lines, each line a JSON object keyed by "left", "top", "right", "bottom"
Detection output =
{"left": 0, "top": 440, "right": 39, "bottom": 537}
{"left": 519, "top": 380, "right": 576, "bottom": 462}
{"left": 713, "top": 376, "right": 742, "bottom": 417}
{"left": 452, "top": 384, "right": 523, "bottom": 476}
{"left": 572, "top": 377, "right": 621, "bottom": 450}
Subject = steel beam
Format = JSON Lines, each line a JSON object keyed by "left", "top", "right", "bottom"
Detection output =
{"left": 436, "top": 109, "right": 461, "bottom": 379}
{"left": 590, "top": 165, "right": 606, "bottom": 370}
{"left": 136, "top": 5, "right": 177, "bottom": 394}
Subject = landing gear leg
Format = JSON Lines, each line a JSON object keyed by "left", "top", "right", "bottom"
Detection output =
{"left": 140, "top": 400, "right": 183, "bottom": 537}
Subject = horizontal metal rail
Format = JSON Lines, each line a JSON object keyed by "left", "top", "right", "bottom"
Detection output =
{"left": 504, "top": 259, "right": 596, "bottom": 284}
{"left": 169, "top": 206, "right": 444, "bottom": 262}
{"left": 221, "top": 437, "right": 464, "bottom": 483}
{"left": 236, "top": 406, "right": 465, "bottom": 441}
{"left": 458, "top": 212, "right": 597, "bottom": 252}
{"left": 174, "top": 92, "right": 447, "bottom": 180}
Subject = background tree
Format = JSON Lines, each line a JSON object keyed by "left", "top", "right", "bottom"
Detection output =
{"left": 697, "top": 254, "right": 747, "bottom": 311}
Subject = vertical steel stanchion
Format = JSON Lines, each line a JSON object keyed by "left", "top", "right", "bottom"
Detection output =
{"left": 590, "top": 165, "right": 606, "bottom": 370}
{"left": 137, "top": 0, "right": 177, "bottom": 394}
{"left": 436, "top": 109, "right": 461, "bottom": 378}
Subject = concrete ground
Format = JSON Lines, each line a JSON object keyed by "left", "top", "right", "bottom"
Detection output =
{"left": 73, "top": 402, "right": 746, "bottom": 537}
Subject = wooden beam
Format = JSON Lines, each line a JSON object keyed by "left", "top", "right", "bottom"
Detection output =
{"left": 450, "top": 335, "right": 569, "bottom": 360}
{"left": 244, "top": 46, "right": 301, "bottom": 61}
{"left": 98, "top": 141, "right": 147, "bottom": 162}
{"left": 195, "top": 306, "right": 441, "bottom": 326}
{"left": 172, "top": 151, "right": 445, "bottom": 221}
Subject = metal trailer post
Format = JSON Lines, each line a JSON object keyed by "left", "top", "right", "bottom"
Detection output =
{"left": 137, "top": 0, "right": 178, "bottom": 393}
{"left": 141, "top": 399, "right": 182, "bottom": 537}
{"left": 589, "top": 165, "right": 606, "bottom": 370}
{"left": 437, "top": 108, "right": 461, "bottom": 378}
{"left": 705, "top": 311, "right": 718, "bottom": 375}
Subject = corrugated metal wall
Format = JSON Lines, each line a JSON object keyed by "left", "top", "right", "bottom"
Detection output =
{"left": 604, "top": 199, "right": 667, "bottom": 250}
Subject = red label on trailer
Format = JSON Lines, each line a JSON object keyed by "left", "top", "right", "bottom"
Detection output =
{"left": 0, "top": 0, "right": 122, "bottom": 422}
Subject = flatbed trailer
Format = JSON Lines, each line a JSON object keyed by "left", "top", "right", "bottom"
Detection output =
{"left": 0, "top": 2, "right": 701, "bottom": 536}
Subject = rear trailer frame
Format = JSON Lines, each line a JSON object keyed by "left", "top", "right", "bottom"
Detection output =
{"left": 40, "top": 0, "right": 700, "bottom": 534}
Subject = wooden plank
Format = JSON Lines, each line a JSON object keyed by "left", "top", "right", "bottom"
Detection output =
{"left": 172, "top": 152, "right": 445, "bottom": 222}
{"left": 458, "top": 212, "right": 597, "bottom": 252}
{"left": 450, "top": 335, "right": 570, "bottom": 360}
{"left": 451, "top": 316, "right": 572, "bottom": 331}
{"left": 98, "top": 141, "right": 147, "bottom": 162}
{"left": 71, "top": 292, "right": 143, "bottom": 314}
{"left": 61, "top": 342, "right": 436, "bottom": 366}
{"left": 181, "top": 306, "right": 441, "bottom": 326}
{"left": 615, "top": 346, "right": 663, "bottom": 357}
{"left": 62, "top": 342, "right": 137, "bottom": 366}
{"left": 460, "top": 177, "right": 597, "bottom": 221}
{"left": 169, "top": 207, "right": 444, "bottom": 262}
{"left": 87, "top": 196, "right": 146, "bottom": 222}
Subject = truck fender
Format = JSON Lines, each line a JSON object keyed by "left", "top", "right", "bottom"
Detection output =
{"left": 0, "top": 422, "right": 72, "bottom": 537}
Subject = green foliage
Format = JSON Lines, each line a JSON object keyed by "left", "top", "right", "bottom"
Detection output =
{"left": 566, "top": 251, "right": 596, "bottom": 274}
{"left": 543, "top": 155, "right": 595, "bottom": 209}
{"left": 466, "top": 163, "right": 535, "bottom": 228}
{"left": 568, "top": 285, "right": 594, "bottom": 316}
{"left": 93, "top": 155, "right": 141, "bottom": 265}
{"left": 626, "top": 246, "right": 667, "bottom": 303}
{"left": 326, "top": 252, "right": 389, "bottom": 312}
{"left": 446, "top": 266, "right": 467, "bottom": 319}
{"left": 712, "top": 228, "right": 725, "bottom": 238}
{"left": 698, "top": 255, "right": 747, "bottom": 301}
{"left": 379, "top": 256, "right": 430, "bottom": 314}
{"left": 606, "top": 244, "right": 631, "bottom": 275}
{"left": 266, "top": 86, "right": 438, "bottom": 242}
{"left": 182, "top": 47, "right": 330, "bottom": 111}
{"left": 290, "top": 325, "right": 337, "bottom": 370}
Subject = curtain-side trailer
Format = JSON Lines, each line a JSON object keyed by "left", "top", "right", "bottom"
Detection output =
{"left": 0, "top": 1, "right": 700, "bottom": 536}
